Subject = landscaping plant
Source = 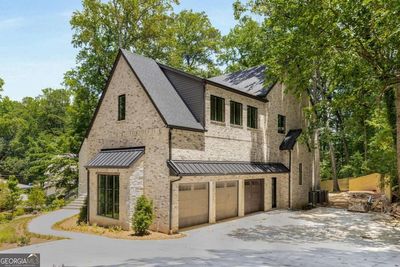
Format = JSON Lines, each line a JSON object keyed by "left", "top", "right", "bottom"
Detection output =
{"left": 6, "top": 176, "right": 21, "bottom": 215}
{"left": 78, "top": 196, "right": 88, "bottom": 224}
{"left": 27, "top": 187, "right": 46, "bottom": 211}
{"left": 132, "top": 195, "right": 153, "bottom": 236}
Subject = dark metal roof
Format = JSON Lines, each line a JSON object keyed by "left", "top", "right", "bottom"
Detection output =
{"left": 207, "top": 66, "right": 275, "bottom": 98}
{"left": 87, "top": 148, "right": 144, "bottom": 168}
{"left": 121, "top": 49, "right": 205, "bottom": 131}
{"left": 279, "top": 129, "right": 303, "bottom": 150}
{"left": 168, "top": 160, "right": 289, "bottom": 176}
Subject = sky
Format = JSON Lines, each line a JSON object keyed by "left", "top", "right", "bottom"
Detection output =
{"left": 0, "top": 0, "right": 237, "bottom": 100}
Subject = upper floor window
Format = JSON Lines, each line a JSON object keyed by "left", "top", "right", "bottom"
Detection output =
{"left": 210, "top": 95, "right": 225, "bottom": 122}
{"left": 118, "top": 94, "right": 126, "bottom": 121}
{"left": 230, "top": 101, "right": 243, "bottom": 126}
{"left": 278, "top": 114, "right": 286, "bottom": 133}
{"left": 247, "top": 106, "right": 258, "bottom": 129}
{"left": 299, "top": 163, "right": 303, "bottom": 185}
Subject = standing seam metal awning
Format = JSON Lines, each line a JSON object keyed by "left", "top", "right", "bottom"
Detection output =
{"left": 168, "top": 160, "right": 289, "bottom": 176}
{"left": 86, "top": 148, "right": 144, "bottom": 168}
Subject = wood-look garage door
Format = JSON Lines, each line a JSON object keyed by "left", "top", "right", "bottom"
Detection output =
{"left": 216, "top": 181, "right": 238, "bottom": 221}
{"left": 245, "top": 179, "right": 264, "bottom": 214}
{"left": 179, "top": 183, "right": 209, "bottom": 228}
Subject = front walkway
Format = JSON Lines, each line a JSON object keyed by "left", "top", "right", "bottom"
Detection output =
{"left": 4, "top": 208, "right": 400, "bottom": 267}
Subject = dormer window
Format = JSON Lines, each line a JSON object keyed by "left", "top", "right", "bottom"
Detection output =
{"left": 230, "top": 101, "right": 243, "bottom": 126}
{"left": 210, "top": 95, "right": 225, "bottom": 122}
{"left": 118, "top": 94, "right": 126, "bottom": 121}
{"left": 278, "top": 114, "right": 286, "bottom": 133}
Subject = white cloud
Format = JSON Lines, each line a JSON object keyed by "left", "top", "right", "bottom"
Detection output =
{"left": 0, "top": 17, "right": 24, "bottom": 31}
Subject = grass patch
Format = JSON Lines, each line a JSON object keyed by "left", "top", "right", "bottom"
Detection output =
{"left": 53, "top": 215, "right": 185, "bottom": 240}
{"left": 0, "top": 215, "right": 63, "bottom": 251}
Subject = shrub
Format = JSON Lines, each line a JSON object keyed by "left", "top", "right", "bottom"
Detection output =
{"left": 14, "top": 207, "right": 25, "bottom": 217}
{"left": 0, "top": 183, "right": 11, "bottom": 211}
{"left": 49, "top": 198, "right": 65, "bottom": 211}
{"left": 132, "top": 195, "right": 153, "bottom": 236}
{"left": 27, "top": 187, "right": 46, "bottom": 211}
{"left": 0, "top": 212, "right": 13, "bottom": 223}
{"left": 17, "top": 235, "right": 30, "bottom": 246}
{"left": 78, "top": 196, "right": 88, "bottom": 224}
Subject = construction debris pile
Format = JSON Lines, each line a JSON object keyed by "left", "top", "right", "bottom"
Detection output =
{"left": 330, "top": 191, "right": 400, "bottom": 219}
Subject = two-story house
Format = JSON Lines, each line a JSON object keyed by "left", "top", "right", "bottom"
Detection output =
{"left": 78, "top": 49, "right": 320, "bottom": 233}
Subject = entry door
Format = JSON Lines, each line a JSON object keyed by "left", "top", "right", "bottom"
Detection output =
{"left": 179, "top": 183, "right": 209, "bottom": 228}
{"left": 245, "top": 179, "right": 264, "bottom": 214}
{"left": 272, "top": 177, "right": 277, "bottom": 208}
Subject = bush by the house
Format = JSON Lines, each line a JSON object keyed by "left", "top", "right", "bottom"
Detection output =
{"left": 27, "top": 187, "right": 46, "bottom": 211}
{"left": 48, "top": 198, "right": 65, "bottom": 211}
{"left": 78, "top": 196, "right": 88, "bottom": 224}
{"left": 132, "top": 195, "right": 153, "bottom": 236}
{"left": 0, "top": 183, "right": 11, "bottom": 211}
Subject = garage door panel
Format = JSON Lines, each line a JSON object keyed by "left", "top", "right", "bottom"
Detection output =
{"left": 179, "top": 183, "right": 209, "bottom": 228}
{"left": 245, "top": 179, "right": 264, "bottom": 214}
{"left": 216, "top": 181, "right": 238, "bottom": 221}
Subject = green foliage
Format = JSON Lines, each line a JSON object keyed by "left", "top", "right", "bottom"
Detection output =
{"left": 132, "top": 195, "right": 153, "bottom": 236}
{"left": 78, "top": 196, "right": 88, "bottom": 224}
{"left": 17, "top": 235, "right": 31, "bottom": 246}
{"left": 49, "top": 198, "right": 65, "bottom": 211}
{"left": 6, "top": 176, "right": 21, "bottom": 214}
{"left": 45, "top": 154, "right": 78, "bottom": 197}
{"left": 0, "top": 212, "right": 13, "bottom": 223}
{"left": 0, "top": 183, "right": 11, "bottom": 211}
{"left": 14, "top": 207, "right": 25, "bottom": 217}
{"left": 27, "top": 187, "right": 46, "bottom": 211}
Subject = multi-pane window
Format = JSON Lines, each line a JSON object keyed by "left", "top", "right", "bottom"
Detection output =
{"left": 118, "top": 94, "right": 126, "bottom": 121}
{"left": 230, "top": 101, "right": 243, "bottom": 125}
{"left": 299, "top": 163, "right": 303, "bottom": 185}
{"left": 247, "top": 106, "right": 258, "bottom": 129}
{"left": 210, "top": 95, "right": 225, "bottom": 122}
{"left": 278, "top": 114, "right": 286, "bottom": 133}
{"left": 98, "top": 174, "right": 119, "bottom": 219}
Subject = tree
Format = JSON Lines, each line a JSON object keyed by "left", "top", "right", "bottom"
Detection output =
{"left": 0, "top": 182, "right": 10, "bottom": 211}
{"left": 219, "top": 18, "right": 265, "bottom": 72}
{"left": 7, "top": 175, "right": 21, "bottom": 214}
{"left": 65, "top": 0, "right": 178, "bottom": 144}
{"left": 45, "top": 154, "right": 78, "bottom": 197}
{"left": 236, "top": 0, "right": 400, "bottom": 192}
{"left": 27, "top": 187, "right": 46, "bottom": 211}
{"left": 162, "top": 10, "right": 222, "bottom": 77}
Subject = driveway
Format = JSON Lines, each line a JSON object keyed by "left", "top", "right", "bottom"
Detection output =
{"left": 3, "top": 208, "right": 400, "bottom": 267}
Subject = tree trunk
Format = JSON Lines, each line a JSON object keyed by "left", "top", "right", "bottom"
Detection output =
{"left": 329, "top": 140, "right": 340, "bottom": 192}
{"left": 395, "top": 84, "right": 400, "bottom": 194}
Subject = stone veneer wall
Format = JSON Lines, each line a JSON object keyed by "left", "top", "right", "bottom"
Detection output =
{"left": 78, "top": 56, "right": 171, "bottom": 233}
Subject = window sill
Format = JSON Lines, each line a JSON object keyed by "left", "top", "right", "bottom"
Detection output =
{"left": 230, "top": 124, "right": 243, "bottom": 129}
{"left": 210, "top": 120, "right": 226, "bottom": 126}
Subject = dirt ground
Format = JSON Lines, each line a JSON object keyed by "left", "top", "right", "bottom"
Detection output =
{"left": 53, "top": 215, "right": 185, "bottom": 240}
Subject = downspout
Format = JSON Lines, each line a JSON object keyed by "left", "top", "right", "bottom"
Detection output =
{"left": 168, "top": 128, "right": 183, "bottom": 234}
{"left": 86, "top": 168, "right": 90, "bottom": 223}
{"left": 288, "top": 150, "right": 292, "bottom": 209}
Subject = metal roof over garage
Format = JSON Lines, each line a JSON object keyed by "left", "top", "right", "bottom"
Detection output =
{"left": 86, "top": 148, "right": 144, "bottom": 168}
{"left": 168, "top": 160, "right": 289, "bottom": 176}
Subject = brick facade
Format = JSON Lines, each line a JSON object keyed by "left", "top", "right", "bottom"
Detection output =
{"left": 79, "top": 54, "right": 320, "bottom": 233}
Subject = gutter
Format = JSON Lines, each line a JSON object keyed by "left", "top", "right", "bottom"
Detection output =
{"left": 288, "top": 150, "right": 292, "bottom": 209}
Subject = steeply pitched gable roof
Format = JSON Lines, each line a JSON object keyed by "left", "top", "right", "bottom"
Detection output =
{"left": 121, "top": 49, "right": 204, "bottom": 131}
{"left": 207, "top": 66, "right": 276, "bottom": 98}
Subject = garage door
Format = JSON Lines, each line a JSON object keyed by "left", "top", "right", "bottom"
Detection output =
{"left": 245, "top": 179, "right": 264, "bottom": 214}
{"left": 179, "top": 183, "right": 209, "bottom": 228}
{"left": 216, "top": 181, "right": 238, "bottom": 221}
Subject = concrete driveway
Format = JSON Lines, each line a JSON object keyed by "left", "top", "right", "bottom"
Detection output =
{"left": 3, "top": 208, "right": 400, "bottom": 267}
